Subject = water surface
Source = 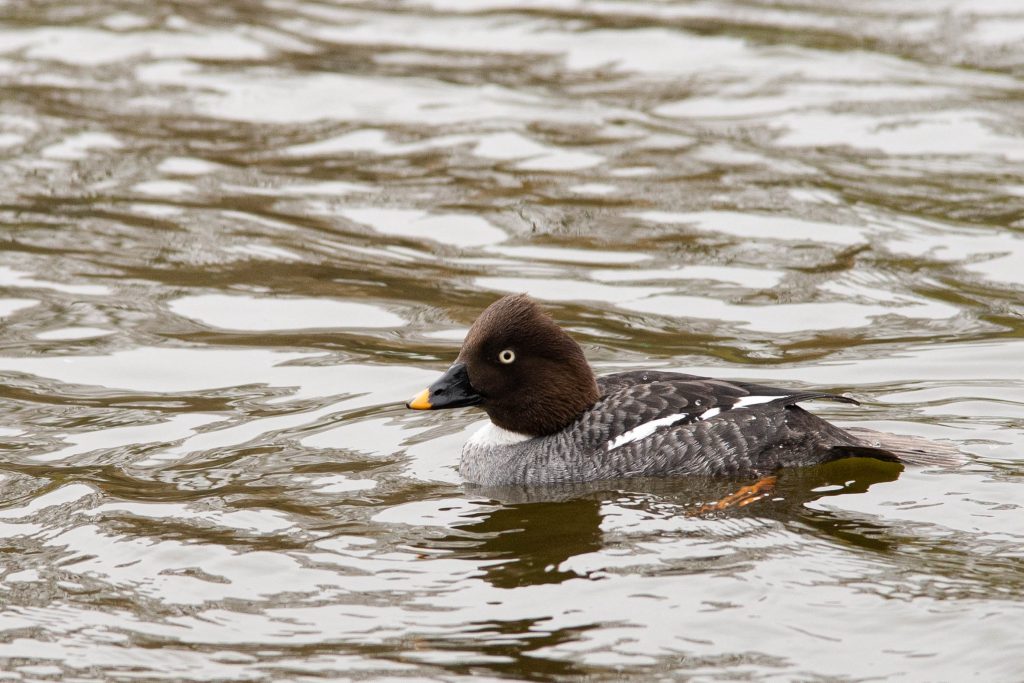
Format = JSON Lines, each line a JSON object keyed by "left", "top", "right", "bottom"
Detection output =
{"left": 0, "top": 0, "right": 1023, "bottom": 680}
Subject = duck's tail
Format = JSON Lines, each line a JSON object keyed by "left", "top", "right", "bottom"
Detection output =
{"left": 836, "top": 427, "right": 964, "bottom": 468}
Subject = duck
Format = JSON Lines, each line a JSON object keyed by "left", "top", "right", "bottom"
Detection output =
{"left": 406, "top": 294, "right": 956, "bottom": 487}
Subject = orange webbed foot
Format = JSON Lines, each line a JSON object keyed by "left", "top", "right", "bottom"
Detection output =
{"left": 695, "top": 475, "right": 778, "bottom": 514}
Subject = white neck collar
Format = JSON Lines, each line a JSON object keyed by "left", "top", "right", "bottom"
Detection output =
{"left": 466, "top": 421, "right": 534, "bottom": 448}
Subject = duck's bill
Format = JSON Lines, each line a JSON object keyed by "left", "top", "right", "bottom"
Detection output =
{"left": 406, "top": 362, "right": 484, "bottom": 410}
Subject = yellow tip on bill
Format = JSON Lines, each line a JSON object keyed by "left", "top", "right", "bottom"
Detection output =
{"left": 407, "top": 388, "right": 432, "bottom": 410}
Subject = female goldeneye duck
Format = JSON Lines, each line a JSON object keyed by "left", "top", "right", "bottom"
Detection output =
{"left": 407, "top": 294, "right": 957, "bottom": 487}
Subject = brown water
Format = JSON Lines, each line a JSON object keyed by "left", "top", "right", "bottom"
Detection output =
{"left": 1, "top": 1, "right": 1023, "bottom": 680}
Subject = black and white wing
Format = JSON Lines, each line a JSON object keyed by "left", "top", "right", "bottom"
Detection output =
{"left": 581, "top": 371, "right": 858, "bottom": 474}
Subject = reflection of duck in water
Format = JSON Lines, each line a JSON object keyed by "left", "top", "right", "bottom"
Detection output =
{"left": 433, "top": 458, "right": 904, "bottom": 589}
{"left": 408, "top": 295, "right": 959, "bottom": 492}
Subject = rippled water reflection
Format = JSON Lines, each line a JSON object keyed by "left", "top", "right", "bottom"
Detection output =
{"left": 1, "top": 0, "right": 1023, "bottom": 679}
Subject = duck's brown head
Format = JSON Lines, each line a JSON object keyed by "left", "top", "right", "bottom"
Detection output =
{"left": 407, "top": 294, "right": 599, "bottom": 436}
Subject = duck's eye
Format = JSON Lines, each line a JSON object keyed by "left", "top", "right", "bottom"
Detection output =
{"left": 498, "top": 349, "right": 515, "bottom": 364}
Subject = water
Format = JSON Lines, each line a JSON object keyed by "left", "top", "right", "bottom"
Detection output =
{"left": 0, "top": 0, "right": 1022, "bottom": 679}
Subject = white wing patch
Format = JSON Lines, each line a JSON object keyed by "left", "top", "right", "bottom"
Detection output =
{"left": 466, "top": 421, "right": 533, "bottom": 448}
{"left": 733, "top": 395, "right": 780, "bottom": 408}
{"left": 700, "top": 395, "right": 780, "bottom": 421}
{"left": 605, "top": 395, "right": 788, "bottom": 451}
{"left": 698, "top": 407, "right": 721, "bottom": 420}
{"left": 607, "top": 412, "right": 693, "bottom": 451}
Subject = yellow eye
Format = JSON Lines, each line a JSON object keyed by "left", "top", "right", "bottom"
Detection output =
{"left": 498, "top": 349, "right": 515, "bottom": 364}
